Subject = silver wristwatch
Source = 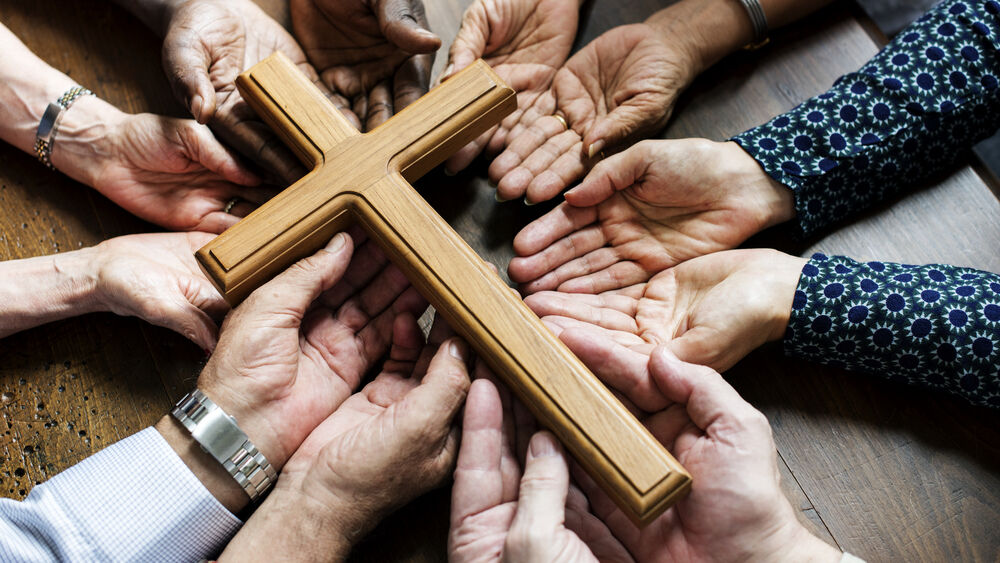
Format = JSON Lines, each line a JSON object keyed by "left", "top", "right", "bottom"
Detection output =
{"left": 172, "top": 389, "right": 277, "bottom": 502}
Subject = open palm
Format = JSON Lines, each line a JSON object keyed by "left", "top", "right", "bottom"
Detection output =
{"left": 443, "top": 0, "right": 579, "bottom": 173}
{"left": 489, "top": 24, "right": 693, "bottom": 203}
{"left": 509, "top": 139, "right": 793, "bottom": 294}
{"left": 525, "top": 249, "right": 806, "bottom": 380}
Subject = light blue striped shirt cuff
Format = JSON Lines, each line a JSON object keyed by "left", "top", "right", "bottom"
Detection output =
{"left": 0, "top": 427, "right": 242, "bottom": 561}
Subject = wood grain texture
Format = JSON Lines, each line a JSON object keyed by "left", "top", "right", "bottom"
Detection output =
{"left": 197, "top": 52, "right": 691, "bottom": 525}
{"left": 0, "top": 0, "right": 997, "bottom": 560}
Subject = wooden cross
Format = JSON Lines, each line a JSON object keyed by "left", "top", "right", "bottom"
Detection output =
{"left": 196, "top": 52, "right": 690, "bottom": 525}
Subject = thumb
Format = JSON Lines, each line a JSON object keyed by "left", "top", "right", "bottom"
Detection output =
{"left": 377, "top": 0, "right": 442, "bottom": 54}
{"left": 162, "top": 30, "right": 217, "bottom": 124}
{"left": 565, "top": 142, "right": 654, "bottom": 206}
{"left": 649, "top": 346, "right": 758, "bottom": 432}
{"left": 581, "top": 97, "right": 670, "bottom": 165}
{"left": 443, "top": 3, "right": 489, "bottom": 80}
{"left": 179, "top": 121, "right": 262, "bottom": 186}
{"left": 241, "top": 233, "right": 354, "bottom": 318}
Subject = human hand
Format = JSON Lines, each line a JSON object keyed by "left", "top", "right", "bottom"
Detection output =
{"left": 509, "top": 139, "right": 793, "bottom": 294}
{"left": 290, "top": 0, "right": 440, "bottom": 131}
{"left": 575, "top": 347, "right": 840, "bottom": 562}
{"left": 90, "top": 231, "right": 229, "bottom": 351}
{"left": 526, "top": 249, "right": 806, "bottom": 383}
{"left": 449, "top": 377, "right": 635, "bottom": 563}
{"left": 195, "top": 231, "right": 428, "bottom": 486}
{"left": 440, "top": 0, "right": 580, "bottom": 174}
{"left": 219, "top": 313, "right": 470, "bottom": 561}
{"left": 160, "top": 0, "right": 334, "bottom": 183}
{"left": 51, "top": 94, "right": 264, "bottom": 232}
{"left": 488, "top": 23, "right": 698, "bottom": 204}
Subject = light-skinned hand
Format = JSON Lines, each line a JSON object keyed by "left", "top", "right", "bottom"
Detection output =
{"left": 574, "top": 347, "right": 840, "bottom": 563}
{"left": 290, "top": 0, "right": 439, "bottom": 131}
{"left": 449, "top": 377, "right": 635, "bottom": 563}
{"left": 195, "top": 231, "right": 428, "bottom": 483}
{"left": 440, "top": 0, "right": 580, "bottom": 175}
{"left": 219, "top": 313, "right": 471, "bottom": 561}
{"left": 509, "top": 139, "right": 793, "bottom": 294}
{"left": 488, "top": 23, "right": 697, "bottom": 204}
{"left": 526, "top": 249, "right": 807, "bottom": 381}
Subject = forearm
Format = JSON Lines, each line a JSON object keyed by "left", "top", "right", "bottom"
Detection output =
{"left": 0, "top": 249, "right": 103, "bottom": 337}
{"left": 732, "top": 0, "right": 1000, "bottom": 237}
{"left": 219, "top": 489, "right": 353, "bottom": 562}
{"left": 0, "top": 23, "right": 127, "bottom": 188}
{"left": 645, "top": 0, "right": 833, "bottom": 75}
{"left": 785, "top": 254, "right": 1000, "bottom": 408}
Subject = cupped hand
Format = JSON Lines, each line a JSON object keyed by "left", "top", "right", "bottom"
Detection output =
{"left": 509, "top": 139, "right": 793, "bottom": 294}
{"left": 221, "top": 313, "right": 471, "bottom": 561}
{"left": 489, "top": 23, "right": 697, "bottom": 204}
{"left": 196, "top": 232, "right": 428, "bottom": 473}
{"left": 441, "top": 0, "right": 579, "bottom": 174}
{"left": 449, "top": 378, "right": 634, "bottom": 563}
{"left": 574, "top": 347, "right": 840, "bottom": 563}
{"left": 162, "top": 0, "right": 333, "bottom": 182}
{"left": 526, "top": 249, "right": 806, "bottom": 379}
{"left": 91, "top": 231, "right": 229, "bottom": 351}
{"left": 85, "top": 112, "right": 267, "bottom": 233}
{"left": 290, "top": 0, "right": 440, "bottom": 131}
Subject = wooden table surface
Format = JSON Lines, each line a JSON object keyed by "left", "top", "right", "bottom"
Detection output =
{"left": 1, "top": 0, "right": 998, "bottom": 561}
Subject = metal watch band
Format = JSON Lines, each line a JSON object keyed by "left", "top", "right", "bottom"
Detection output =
{"left": 34, "top": 85, "right": 93, "bottom": 170}
{"left": 172, "top": 389, "right": 277, "bottom": 502}
{"left": 738, "top": 0, "right": 770, "bottom": 50}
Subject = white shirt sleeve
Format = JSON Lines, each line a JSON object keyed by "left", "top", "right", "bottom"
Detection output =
{"left": 0, "top": 427, "right": 242, "bottom": 562}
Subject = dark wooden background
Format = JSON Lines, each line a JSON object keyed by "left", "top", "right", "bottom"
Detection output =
{"left": 1, "top": 0, "right": 998, "bottom": 560}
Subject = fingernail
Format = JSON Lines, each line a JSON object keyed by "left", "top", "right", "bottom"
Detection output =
{"left": 523, "top": 196, "right": 537, "bottom": 206}
{"left": 203, "top": 348, "right": 212, "bottom": 358}
{"left": 442, "top": 63, "right": 454, "bottom": 78}
{"left": 417, "top": 29, "right": 439, "bottom": 40}
{"left": 443, "top": 167, "right": 456, "bottom": 177}
{"left": 529, "top": 433, "right": 558, "bottom": 457}
{"left": 325, "top": 233, "right": 347, "bottom": 252}
{"left": 448, "top": 340, "right": 467, "bottom": 361}
{"left": 495, "top": 191, "right": 511, "bottom": 203}
{"left": 190, "top": 94, "right": 203, "bottom": 122}
{"left": 588, "top": 140, "right": 605, "bottom": 159}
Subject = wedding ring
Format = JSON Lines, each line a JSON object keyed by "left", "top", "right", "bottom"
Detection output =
{"left": 223, "top": 197, "right": 240, "bottom": 214}
{"left": 552, "top": 114, "right": 568, "bottom": 130}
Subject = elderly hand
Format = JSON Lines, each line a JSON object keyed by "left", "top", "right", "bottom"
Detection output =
{"left": 194, "top": 232, "right": 427, "bottom": 495}
{"left": 440, "top": 0, "right": 580, "bottom": 174}
{"left": 575, "top": 347, "right": 840, "bottom": 562}
{"left": 449, "top": 377, "right": 634, "bottom": 562}
{"left": 159, "top": 0, "right": 334, "bottom": 183}
{"left": 509, "top": 140, "right": 793, "bottom": 294}
{"left": 219, "top": 313, "right": 470, "bottom": 561}
{"left": 51, "top": 95, "right": 264, "bottom": 233}
{"left": 526, "top": 249, "right": 806, "bottom": 379}
{"left": 0, "top": 232, "right": 228, "bottom": 351}
{"left": 290, "top": 0, "right": 440, "bottom": 131}
{"left": 488, "top": 23, "right": 696, "bottom": 204}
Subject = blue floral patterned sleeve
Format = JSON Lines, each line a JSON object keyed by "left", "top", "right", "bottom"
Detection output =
{"left": 732, "top": 0, "right": 1000, "bottom": 237}
{"left": 785, "top": 254, "right": 1000, "bottom": 407}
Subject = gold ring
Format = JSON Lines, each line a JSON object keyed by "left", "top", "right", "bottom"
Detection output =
{"left": 223, "top": 197, "right": 240, "bottom": 214}
{"left": 552, "top": 114, "right": 568, "bottom": 130}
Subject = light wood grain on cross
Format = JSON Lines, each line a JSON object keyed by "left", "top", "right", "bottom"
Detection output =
{"left": 194, "top": 52, "right": 691, "bottom": 525}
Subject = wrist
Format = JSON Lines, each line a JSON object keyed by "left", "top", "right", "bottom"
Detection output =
{"left": 221, "top": 486, "right": 355, "bottom": 561}
{"left": 154, "top": 414, "right": 252, "bottom": 514}
{"left": 48, "top": 96, "right": 127, "bottom": 189}
{"left": 756, "top": 250, "right": 808, "bottom": 343}
{"left": 645, "top": 0, "right": 755, "bottom": 75}
{"left": 717, "top": 140, "right": 795, "bottom": 228}
{"left": 750, "top": 521, "right": 842, "bottom": 563}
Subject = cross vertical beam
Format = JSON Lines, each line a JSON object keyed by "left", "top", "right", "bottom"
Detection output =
{"left": 196, "top": 52, "right": 691, "bottom": 525}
